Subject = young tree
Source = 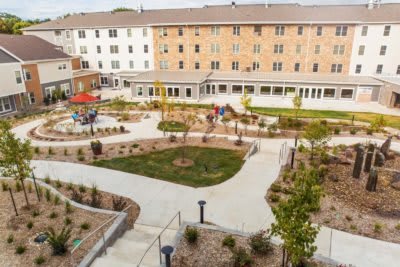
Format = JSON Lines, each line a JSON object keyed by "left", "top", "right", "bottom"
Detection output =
{"left": 221, "top": 116, "right": 231, "bottom": 133}
{"left": 302, "top": 120, "right": 331, "bottom": 160}
{"left": 240, "top": 117, "right": 250, "bottom": 135}
{"left": 111, "top": 95, "right": 128, "bottom": 113}
{"left": 154, "top": 80, "right": 168, "bottom": 121}
{"left": 0, "top": 120, "right": 33, "bottom": 207}
{"left": 240, "top": 89, "right": 252, "bottom": 115}
{"left": 292, "top": 96, "right": 302, "bottom": 120}
{"left": 370, "top": 114, "right": 387, "bottom": 132}
{"left": 181, "top": 113, "right": 197, "bottom": 163}
{"left": 271, "top": 166, "right": 322, "bottom": 267}
{"left": 257, "top": 118, "right": 267, "bottom": 136}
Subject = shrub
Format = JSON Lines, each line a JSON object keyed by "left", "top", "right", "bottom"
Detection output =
{"left": 53, "top": 195, "right": 60, "bottom": 205}
{"left": 34, "top": 147, "right": 40, "bottom": 154}
{"left": 184, "top": 227, "right": 199, "bottom": 243}
{"left": 80, "top": 222, "right": 91, "bottom": 230}
{"left": 45, "top": 189, "right": 52, "bottom": 202}
{"left": 232, "top": 247, "right": 254, "bottom": 267}
{"left": 34, "top": 255, "right": 46, "bottom": 265}
{"left": 374, "top": 223, "right": 383, "bottom": 233}
{"left": 55, "top": 179, "right": 62, "bottom": 188}
{"left": 366, "top": 128, "right": 373, "bottom": 135}
{"left": 249, "top": 230, "right": 271, "bottom": 255}
{"left": 64, "top": 148, "right": 68, "bottom": 156}
{"left": 320, "top": 151, "right": 330, "bottom": 165}
{"left": 32, "top": 210, "right": 40, "bottom": 217}
{"left": 15, "top": 181, "right": 22, "bottom": 192}
{"left": 318, "top": 165, "right": 329, "bottom": 179}
{"left": 46, "top": 227, "right": 72, "bottom": 255}
{"left": 298, "top": 144, "right": 306, "bottom": 153}
{"left": 67, "top": 182, "right": 74, "bottom": 191}
{"left": 269, "top": 193, "right": 280, "bottom": 203}
{"left": 15, "top": 245, "right": 26, "bottom": 254}
{"left": 333, "top": 127, "right": 341, "bottom": 135}
{"left": 64, "top": 217, "right": 72, "bottom": 226}
{"left": 27, "top": 221, "right": 34, "bottom": 229}
{"left": 270, "top": 183, "right": 282, "bottom": 193}
{"left": 7, "top": 234, "right": 14, "bottom": 244}
{"left": 77, "top": 155, "right": 85, "bottom": 161}
{"left": 44, "top": 177, "right": 51, "bottom": 184}
{"left": 350, "top": 128, "right": 357, "bottom": 135}
{"left": 71, "top": 189, "right": 83, "bottom": 204}
{"left": 27, "top": 183, "right": 33, "bottom": 193}
{"left": 121, "top": 112, "right": 130, "bottom": 121}
{"left": 350, "top": 225, "right": 357, "bottom": 231}
{"left": 222, "top": 235, "right": 236, "bottom": 249}
{"left": 395, "top": 224, "right": 400, "bottom": 231}
{"left": 48, "top": 147, "right": 54, "bottom": 155}
{"left": 49, "top": 212, "right": 58, "bottom": 219}
{"left": 65, "top": 201, "right": 73, "bottom": 214}
{"left": 78, "top": 184, "right": 86, "bottom": 193}
{"left": 1, "top": 181, "right": 9, "bottom": 191}
{"left": 112, "top": 196, "right": 128, "bottom": 211}
{"left": 77, "top": 148, "right": 84, "bottom": 156}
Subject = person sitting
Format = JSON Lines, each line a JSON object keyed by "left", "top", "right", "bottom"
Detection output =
{"left": 71, "top": 112, "right": 81, "bottom": 125}
{"left": 78, "top": 108, "right": 85, "bottom": 117}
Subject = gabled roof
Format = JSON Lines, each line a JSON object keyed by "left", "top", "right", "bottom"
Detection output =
{"left": 0, "top": 34, "right": 71, "bottom": 62}
{"left": 23, "top": 3, "right": 400, "bottom": 31}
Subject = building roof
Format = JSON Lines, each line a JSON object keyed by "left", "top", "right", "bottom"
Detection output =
{"left": 128, "top": 71, "right": 212, "bottom": 83}
{"left": 72, "top": 70, "right": 100, "bottom": 78}
{"left": 0, "top": 34, "right": 70, "bottom": 62}
{"left": 373, "top": 76, "right": 400, "bottom": 86}
{"left": 116, "top": 71, "right": 143, "bottom": 77}
{"left": 24, "top": 3, "right": 400, "bottom": 31}
{"left": 208, "top": 72, "right": 383, "bottom": 85}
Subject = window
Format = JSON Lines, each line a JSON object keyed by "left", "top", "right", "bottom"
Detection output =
{"left": 81, "top": 61, "right": 89, "bottom": 69}
{"left": 78, "top": 30, "right": 86, "bottom": 39}
{"left": 158, "top": 44, "right": 168, "bottom": 54}
{"left": 244, "top": 85, "right": 255, "bottom": 95}
{"left": 144, "top": 44, "right": 149, "bottom": 53}
{"left": 233, "top": 26, "right": 240, "bottom": 36}
{"left": 178, "top": 44, "right": 184, "bottom": 53}
{"left": 285, "top": 87, "right": 296, "bottom": 97}
{"left": 358, "top": 45, "right": 365, "bottom": 55}
{"left": 61, "top": 83, "right": 71, "bottom": 95}
{"left": 123, "top": 80, "right": 130, "bottom": 88}
{"left": 218, "top": 84, "right": 227, "bottom": 94}
{"left": 129, "top": 60, "right": 134, "bottom": 69}
{"left": 143, "top": 28, "right": 148, "bottom": 37}
{"left": 65, "top": 30, "right": 71, "bottom": 39}
{"left": 185, "top": 87, "right": 192, "bottom": 98}
{"left": 80, "top": 46, "right": 87, "bottom": 54}
{"left": 0, "top": 97, "right": 11, "bottom": 112}
{"left": 111, "top": 60, "right": 120, "bottom": 69}
{"left": 160, "top": 60, "right": 169, "bottom": 70}
{"left": 24, "top": 69, "right": 31, "bottom": 80}
{"left": 28, "top": 92, "right": 35, "bottom": 104}
{"left": 77, "top": 82, "right": 84, "bottom": 91}
{"left": 195, "top": 61, "right": 200, "bottom": 70}
{"left": 95, "top": 30, "right": 100, "bottom": 38}
{"left": 195, "top": 44, "right": 200, "bottom": 53}
{"left": 96, "top": 45, "right": 101, "bottom": 54}
{"left": 294, "top": 63, "right": 300, "bottom": 72}
{"left": 260, "top": 85, "right": 272, "bottom": 95}
{"left": 195, "top": 26, "right": 200, "bottom": 36}
{"left": 98, "top": 61, "right": 103, "bottom": 69}
{"left": 211, "top": 61, "right": 220, "bottom": 70}
{"left": 323, "top": 88, "right": 336, "bottom": 98}
{"left": 296, "top": 45, "right": 302, "bottom": 55}
{"left": 232, "top": 61, "right": 239, "bottom": 71}
{"left": 15, "top": 71, "right": 22, "bottom": 84}
{"left": 316, "top": 26, "right": 323, "bottom": 36}
{"left": 148, "top": 86, "right": 155, "bottom": 96}
{"left": 211, "top": 26, "right": 220, "bottom": 36}
{"left": 336, "top": 26, "right": 348, "bottom": 36}
{"left": 252, "top": 62, "right": 260, "bottom": 71}
{"left": 144, "top": 60, "right": 149, "bottom": 69}
{"left": 45, "top": 86, "right": 56, "bottom": 97}
{"left": 274, "top": 44, "right": 284, "bottom": 54}
{"left": 210, "top": 43, "right": 220, "bottom": 53}
{"left": 100, "top": 76, "right": 108, "bottom": 86}
{"left": 314, "top": 45, "right": 321, "bottom": 55}
{"left": 178, "top": 27, "right": 184, "bottom": 36}
{"left": 273, "top": 62, "right": 282, "bottom": 72}
{"left": 376, "top": 64, "right": 383, "bottom": 74}
{"left": 58, "top": 63, "right": 67, "bottom": 70}
{"left": 128, "top": 45, "right": 133, "bottom": 53}
{"left": 253, "top": 44, "right": 261, "bottom": 54}
{"left": 297, "top": 26, "right": 303, "bottom": 36}
{"left": 254, "top": 25, "right": 262, "bottom": 36}
{"left": 331, "top": 64, "right": 343, "bottom": 73}
{"left": 54, "top": 30, "right": 61, "bottom": 37}
{"left": 312, "top": 63, "right": 319, "bottom": 73}
{"left": 333, "top": 45, "right": 345, "bottom": 55}
{"left": 272, "top": 86, "right": 284, "bottom": 96}
{"left": 158, "top": 27, "right": 168, "bottom": 37}
{"left": 275, "top": 25, "right": 285, "bottom": 36}
{"left": 179, "top": 60, "right": 184, "bottom": 69}
{"left": 361, "top": 26, "right": 368, "bottom": 36}
{"left": 232, "top": 85, "right": 243, "bottom": 94}
{"left": 232, "top": 44, "right": 240, "bottom": 54}
{"left": 380, "top": 45, "right": 387, "bottom": 56}
{"left": 167, "top": 87, "right": 180, "bottom": 97}
{"left": 355, "top": 64, "right": 362, "bottom": 74}
{"left": 383, "top": 25, "right": 391, "bottom": 36}
{"left": 136, "top": 86, "right": 143, "bottom": 97}
{"left": 127, "top": 29, "right": 132, "bottom": 37}
{"left": 341, "top": 88, "right": 354, "bottom": 99}
{"left": 66, "top": 45, "right": 73, "bottom": 54}
{"left": 109, "top": 29, "right": 118, "bottom": 38}
{"left": 397, "top": 65, "right": 400, "bottom": 75}
{"left": 110, "top": 45, "right": 119, "bottom": 54}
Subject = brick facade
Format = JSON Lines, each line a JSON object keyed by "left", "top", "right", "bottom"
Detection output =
{"left": 73, "top": 73, "right": 100, "bottom": 94}
{"left": 71, "top": 57, "right": 81, "bottom": 70}
{"left": 153, "top": 24, "right": 355, "bottom": 74}
{"left": 22, "top": 64, "right": 44, "bottom": 105}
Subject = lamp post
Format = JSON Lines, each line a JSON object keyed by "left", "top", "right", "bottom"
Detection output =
{"left": 198, "top": 200, "right": 206, "bottom": 224}
{"left": 161, "top": 245, "right": 174, "bottom": 267}
{"left": 290, "top": 147, "right": 296, "bottom": 169}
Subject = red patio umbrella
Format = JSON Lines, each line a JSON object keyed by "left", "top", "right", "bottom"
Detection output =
{"left": 69, "top": 93, "right": 99, "bottom": 104}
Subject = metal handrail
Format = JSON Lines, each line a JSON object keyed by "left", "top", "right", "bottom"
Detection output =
{"left": 136, "top": 211, "right": 181, "bottom": 267}
{"left": 70, "top": 204, "right": 133, "bottom": 266}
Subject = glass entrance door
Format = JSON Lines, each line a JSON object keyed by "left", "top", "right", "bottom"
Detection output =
{"left": 206, "top": 84, "right": 216, "bottom": 95}
{"left": 299, "top": 87, "right": 322, "bottom": 99}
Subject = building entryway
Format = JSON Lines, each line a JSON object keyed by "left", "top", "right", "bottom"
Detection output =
{"left": 393, "top": 92, "right": 400, "bottom": 108}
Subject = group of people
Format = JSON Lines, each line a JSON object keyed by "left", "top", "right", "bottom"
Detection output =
{"left": 71, "top": 108, "right": 98, "bottom": 125}
{"left": 206, "top": 105, "right": 225, "bottom": 124}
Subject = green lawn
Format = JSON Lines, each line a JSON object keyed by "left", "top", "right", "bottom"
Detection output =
{"left": 157, "top": 121, "right": 188, "bottom": 132}
{"left": 251, "top": 107, "right": 400, "bottom": 130}
{"left": 92, "top": 147, "right": 246, "bottom": 187}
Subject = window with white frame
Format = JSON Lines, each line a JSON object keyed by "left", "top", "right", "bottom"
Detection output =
{"left": 294, "top": 63, "right": 300, "bottom": 72}
{"left": 253, "top": 62, "right": 260, "bottom": 71}
{"left": 97, "top": 45, "right": 101, "bottom": 54}
{"left": 195, "top": 26, "right": 200, "bottom": 36}
{"left": 77, "top": 82, "right": 84, "bottom": 92}
{"left": 340, "top": 88, "right": 354, "bottom": 99}
{"left": 260, "top": 85, "right": 272, "bottom": 95}
{"left": 254, "top": 25, "right": 262, "bottom": 35}
{"left": 61, "top": 83, "right": 71, "bottom": 95}
{"left": 66, "top": 45, "right": 73, "bottom": 54}
{"left": 158, "top": 27, "right": 168, "bottom": 37}
{"left": 28, "top": 92, "right": 35, "bottom": 104}
{"left": 272, "top": 86, "right": 284, "bottom": 96}
{"left": 397, "top": 65, "right": 400, "bottom": 75}
{"left": 376, "top": 64, "right": 383, "bottom": 74}
{"left": 380, "top": 45, "right": 387, "bottom": 56}
{"left": 185, "top": 87, "right": 192, "bottom": 98}
{"left": 55, "top": 30, "right": 61, "bottom": 37}
{"left": 232, "top": 85, "right": 243, "bottom": 94}
{"left": 383, "top": 25, "right": 391, "bottom": 36}
{"left": 218, "top": 84, "right": 227, "bottom": 94}
{"left": 58, "top": 63, "right": 67, "bottom": 70}
{"left": 195, "top": 61, "right": 200, "bottom": 70}
{"left": 358, "top": 45, "right": 365, "bottom": 55}
{"left": 331, "top": 64, "right": 343, "bottom": 73}
{"left": 178, "top": 27, "right": 184, "bottom": 36}
{"left": 160, "top": 60, "right": 169, "bottom": 70}
{"left": 232, "top": 44, "right": 240, "bottom": 54}
{"left": 211, "top": 26, "right": 220, "bottom": 36}
{"left": 312, "top": 63, "right": 319, "bottom": 73}
{"left": 128, "top": 45, "right": 133, "bottom": 53}
{"left": 361, "top": 26, "right": 368, "bottom": 36}
{"left": 136, "top": 86, "right": 143, "bottom": 97}
{"left": 179, "top": 61, "right": 184, "bottom": 69}
{"left": 144, "top": 44, "right": 149, "bottom": 53}
{"left": 232, "top": 61, "right": 239, "bottom": 71}
{"left": 95, "top": 30, "right": 100, "bottom": 38}
{"left": 178, "top": 44, "right": 184, "bottom": 53}
{"left": 297, "top": 26, "right": 304, "bottom": 36}
{"left": 45, "top": 86, "right": 56, "bottom": 98}
{"left": 314, "top": 45, "right": 321, "bottom": 54}
{"left": 233, "top": 26, "right": 240, "bottom": 36}
{"left": 272, "top": 62, "right": 282, "bottom": 72}
{"left": 211, "top": 61, "right": 220, "bottom": 70}
{"left": 109, "top": 29, "right": 118, "bottom": 38}
{"left": 100, "top": 76, "right": 108, "bottom": 85}
{"left": 335, "top": 26, "right": 348, "bottom": 36}
{"left": 110, "top": 45, "right": 119, "bottom": 54}
{"left": 81, "top": 61, "right": 89, "bottom": 69}
{"left": 195, "top": 44, "right": 200, "bottom": 53}
{"left": 123, "top": 80, "right": 130, "bottom": 88}
{"left": 98, "top": 61, "right": 103, "bottom": 69}
{"left": 159, "top": 44, "right": 168, "bottom": 54}
{"left": 91, "top": 79, "right": 97, "bottom": 88}
{"left": 111, "top": 60, "right": 120, "bottom": 69}
{"left": 15, "top": 71, "right": 22, "bottom": 84}
{"left": 144, "top": 60, "right": 149, "bottom": 69}
{"left": 148, "top": 86, "right": 156, "bottom": 96}
{"left": 129, "top": 60, "right": 134, "bottom": 69}
{"left": 167, "top": 87, "right": 180, "bottom": 97}
{"left": 355, "top": 64, "right": 362, "bottom": 74}
{"left": 285, "top": 87, "right": 296, "bottom": 97}
{"left": 0, "top": 97, "right": 11, "bottom": 112}
{"left": 333, "top": 45, "right": 345, "bottom": 55}
{"left": 316, "top": 26, "right": 323, "bottom": 36}
{"left": 275, "top": 25, "right": 285, "bottom": 36}
{"left": 211, "top": 43, "right": 220, "bottom": 53}
{"left": 78, "top": 30, "right": 86, "bottom": 38}
{"left": 143, "top": 28, "right": 148, "bottom": 37}
{"left": 127, "top": 29, "right": 132, "bottom": 37}
{"left": 296, "top": 44, "right": 302, "bottom": 55}
{"left": 274, "top": 44, "right": 284, "bottom": 54}
{"left": 253, "top": 44, "right": 261, "bottom": 54}
{"left": 65, "top": 30, "right": 71, "bottom": 39}
{"left": 244, "top": 85, "right": 255, "bottom": 95}
{"left": 323, "top": 88, "right": 336, "bottom": 98}
{"left": 80, "top": 46, "right": 87, "bottom": 54}
{"left": 23, "top": 69, "right": 31, "bottom": 80}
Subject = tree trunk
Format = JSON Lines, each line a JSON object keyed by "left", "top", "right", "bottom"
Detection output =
{"left": 20, "top": 179, "right": 30, "bottom": 207}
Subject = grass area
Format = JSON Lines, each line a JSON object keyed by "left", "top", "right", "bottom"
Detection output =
{"left": 251, "top": 106, "right": 400, "bottom": 130}
{"left": 92, "top": 147, "right": 246, "bottom": 187}
{"left": 157, "top": 121, "right": 188, "bottom": 132}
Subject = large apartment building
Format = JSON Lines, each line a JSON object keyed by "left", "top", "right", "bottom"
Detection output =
{"left": 21, "top": 2, "right": 400, "bottom": 108}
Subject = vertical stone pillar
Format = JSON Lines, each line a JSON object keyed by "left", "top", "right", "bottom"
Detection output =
{"left": 366, "top": 167, "right": 378, "bottom": 192}
{"left": 352, "top": 146, "right": 364, "bottom": 179}
{"left": 364, "top": 151, "right": 374, "bottom": 173}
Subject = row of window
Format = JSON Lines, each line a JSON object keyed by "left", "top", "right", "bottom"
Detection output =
{"left": 158, "top": 25, "right": 350, "bottom": 37}
{"left": 360, "top": 25, "right": 391, "bottom": 37}
{"left": 77, "top": 28, "right": 149, "bottom": 39}
{"left": 355, "top": 64, "right": 400, "bottom": 75}
{"left": 158, "top": 43, "right": 347, "bottom": 55}
{"left": 136, "top": 86, "right": 193, "bottom": 98}
{"left": 358, "top": 45, "right": 390, "bottom": 56}
{"left": 81, "top": 60, "right": 150, "bottom": 70}
{"left": 80, "top": 44, "right": 149, "bottom": 54}
{"left": 0, "top": 97, "right": 12, "bottom": 113}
